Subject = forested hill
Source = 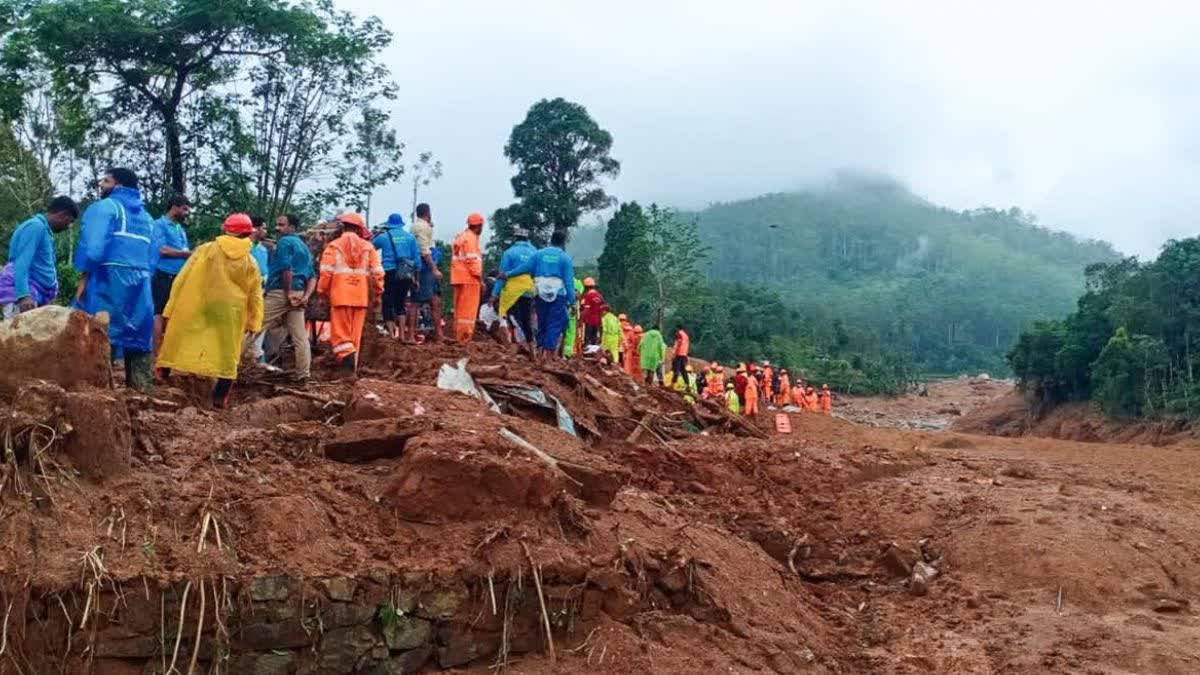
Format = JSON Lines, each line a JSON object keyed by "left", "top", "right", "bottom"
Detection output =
{"left": 573, "top": 173, "right": 1121, "bottom": 374}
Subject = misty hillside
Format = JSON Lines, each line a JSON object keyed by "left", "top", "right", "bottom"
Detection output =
{"left": 573, "top": 173, "right": 1122, "bottom": 373}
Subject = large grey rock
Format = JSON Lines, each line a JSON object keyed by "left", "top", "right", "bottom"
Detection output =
{"left": 383, "top": 616, "right": 432, "bottom": 651}
{"left": 0, "top": 306, "right": 111, "bottom": 396}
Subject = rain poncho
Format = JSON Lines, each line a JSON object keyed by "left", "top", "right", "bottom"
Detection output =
{"left": 726, "top": 388, "right": 742, "bottom": 414}
{"left": 74, "top": 187, "right": 155, "bottom": 353}
{"left": 639, "top": 329, "right": 666, "bottom": 371}
{"left": 157, "top": 236, "right": 264, "bottom": 380}
{"left": 601, "top": 311, "right": 621, "bottom": 362}
{"left": 0, "top": 214, "right": 58, "bottom": 306}
{"left": 492, "top": 240, "right": 537, "bottom": 314}
{"left": 563, "top": 278, "right": 584, "bottom": 358}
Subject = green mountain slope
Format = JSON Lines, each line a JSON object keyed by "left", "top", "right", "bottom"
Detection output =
{"left": 574, "top": 173, "right": 1121, "bottom": 374}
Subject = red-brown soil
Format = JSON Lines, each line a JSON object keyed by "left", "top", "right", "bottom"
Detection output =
{"left": 2, "top": 323, "right": 1199, "bottom": 674}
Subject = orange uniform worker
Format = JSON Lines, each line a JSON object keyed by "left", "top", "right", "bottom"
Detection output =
{"left": 761, "top": 362, "right": 774, "bottom": 402}
{"left": 619, "top": 313, "right": 634, "bottom": 363}
{"left": 705, "top": 362, "right": 725, "bottom": 399}
{"left": 804, "top": 386, "right": 819, "bottom": 411}
{"left": 451, "top": 213, "right": 485, "bottom": 343}
{"left": 317, "top": 213, "right": 384, "bottom": 373}
{"left": 820, "top": 384, "right": 833, "bottom": 415}
{"left": 777, "top": 368, "right": 791, "bottom": 406}
{"left": 743, "top": 371, "right": 760, "bottom": 418}
{"left": 791, "top": 380, "right": 806, "bottom": 407}
{"left": 626, "top": 325, "right": 644, "bottom": 377}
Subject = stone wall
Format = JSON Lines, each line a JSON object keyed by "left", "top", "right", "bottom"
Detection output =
{"left": 2, "top": 569, "right": 613, "bottom": 675}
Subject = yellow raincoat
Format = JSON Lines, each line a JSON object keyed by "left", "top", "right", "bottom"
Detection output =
{"left": 158, "top": 235, "right": 264, "bottom": 379}
{"left": 498, "top": 273, "right": 534, "bottom": 316}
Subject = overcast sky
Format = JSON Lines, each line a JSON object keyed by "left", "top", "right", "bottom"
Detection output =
{"left": 340, "top": 0, "right": 1200, "bottom": 258}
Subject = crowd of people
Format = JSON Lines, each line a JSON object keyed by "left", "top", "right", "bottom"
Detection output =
{"left": 0, "top": 168, "right": 836, "bottom": 418}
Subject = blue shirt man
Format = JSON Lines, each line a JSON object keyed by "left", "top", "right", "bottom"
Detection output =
{"left": 0, "top": 197, "right": 80, "bottom": 315}
{"left": 491, "top": 236, "right": 538, "bottom": 300}
{"left": 149, "top": 194, "right": 192, "bottom": 318}
{"left": 505, "top": 231, "right": 576, "bottom": 354}
{"left": 74, "top": 168, "right": 156, "bottom": 390}
{"left": 373, "top": 213, "right": 420, "bottom": 273}
{"left": 266, "top": 229, "right": 314, "bottom": 292}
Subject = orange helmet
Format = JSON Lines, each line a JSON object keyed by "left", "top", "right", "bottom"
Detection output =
{"left": 222, "top": 213, "right": 253, "bottom": 235}
{"left": 583, "top": 277, "right": 596, "bottom": 288}
{"left": 466, "top": 212, "right": 485, "bottom": 227}
{"left": 634, "top": 325, "right": 643, "bottom": 332}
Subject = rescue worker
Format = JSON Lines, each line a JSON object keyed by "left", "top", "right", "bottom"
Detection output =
{"left": 673, "top": 364, "right": 698, "bottom": 403}
{"left": 639, "top": 326, "right": 666, "bottom": 385}
{"left": 671, "top": 324, "right": 691, "bottom": 388}
{"left": 158, "top": 213, "right": 264, "bottom": 409}
{"left": 600, "top": 304, "right": 622, "bottom": 364}
{"left": 373, "top": 213, "right": 420, "bottom": 342}
{"left": 820, "top": 384, "right": 833, "bottom": 415}
{"left": 744, "top": 369, "right": 760, "bottom": 418}
{"left": 492, "top": 228, "right": 537, "bottom": 350}
{"left": 761, "top": 361, "right": 774, "bottom": 405}
{"left": 563, "top": 278, "right": 584, "bottom": 358}
{"left": 0, "top": 196, "right": 79, "bottom": 318}
{"left": 502, "top": 229, "right": 575, "bottom": 358}
{"left": 450, "top": 213, "right": 484, "bottom": 343}
{"left": 792, "top": 380, "right": 807, "bottom": 408}
{"left": 317, "top": 213, "right": 384, "bottom": 373}
{"left": 244, "top": 216, "right": 272, "bottom": 361}
{"left": 618, "top": 313, "right": 634, "bottom": 365}
{"left": 705, "top": 362, "right": 725, "bottom": 399}
{"left": 409, "top": 203, "right": 442, "bottom": 342}
{"left": 626, "top": 325, "right": 644, "bottom": 377}
{"left": 734, "top": 365, "right": 748, "bottom": 405}
{"left": 74, "top": 168, "right": 156, "bottom": 392}
{"left": 725, "top": 382, "right": 741, "bottom": 414}
{"left": 260, "top": 214, "right": 316, "bottom": 381}
{"left": 805, "top": 386, "right": 820, "bottom": 411}
{"left": 150, "top": 194, "right": 191, "bottom": 357}
{"left": 777, "top": 368, "right": 792, "bottom": 407}
{"left": 579, "top": 278, "right": 604, "bottom": 346}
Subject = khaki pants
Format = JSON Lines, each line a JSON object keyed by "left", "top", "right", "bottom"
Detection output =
{"left": 260, "top": 290, "right": 311, "bottom": 377}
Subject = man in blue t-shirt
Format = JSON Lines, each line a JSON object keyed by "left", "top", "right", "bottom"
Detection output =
{"left": 373, "top": 213, "right": 420, "bottom": 342}
{"left": 0, "top": 196, "right": 80, "bottom": 318}
{"left": 254, "top": 213, "right": 315, "bottom": 380}
{"left": 150, "top": 194, "right": 192, "bottom": 355}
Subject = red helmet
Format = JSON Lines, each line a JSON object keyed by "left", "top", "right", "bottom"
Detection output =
{"left": 223, "top": 213, "right": 253, "bottom": 235}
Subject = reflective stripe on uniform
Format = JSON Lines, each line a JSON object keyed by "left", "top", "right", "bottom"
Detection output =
{"left": 332, "top": 342, "right": 356, "bottom": 354}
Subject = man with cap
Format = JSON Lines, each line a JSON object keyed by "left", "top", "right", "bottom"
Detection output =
{"left": 317, "top": 212, "right": 384, "bottom": 373}
{"left": 492, "top": 226, "right": 537, "bottom": 351}
{"left": 579, "top": 278, "right": 604, "bottom": 347}
{"left": 74, "top": 167, "right": 157, "bottom": 392}
{"left": 158, "top": 213, "right": 264, "bottom": 409}
{"left": 820, "top": 384, "right": 833, "bottom": 415}
{"left": 451, "top": 213, "right": 485, "bottom": 343}
{"left": 373, "top": 213, "right": 420, "bottom": 342}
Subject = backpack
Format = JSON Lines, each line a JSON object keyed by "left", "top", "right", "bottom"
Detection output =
{"left": 384, "top": 231, "right": 416, "bottom": 282}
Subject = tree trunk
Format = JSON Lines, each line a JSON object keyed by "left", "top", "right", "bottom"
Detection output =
{"left": 162, "top": 108, "right": 185, "bottom": 196}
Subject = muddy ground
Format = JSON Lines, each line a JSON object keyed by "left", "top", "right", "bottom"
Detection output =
{"left": 1, "top": 322, "right": 1198, "bottom": 674}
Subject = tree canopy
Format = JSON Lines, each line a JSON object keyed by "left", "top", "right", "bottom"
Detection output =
{"left": 500, "top": 97, "right": 619, "bottom": 243}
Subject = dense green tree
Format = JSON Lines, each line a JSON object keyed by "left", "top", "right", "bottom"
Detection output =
{"left": 323, "top": 106, "right": 404, "bottom": 225}
{"left": 503, "top": 97, "right": 619, "bottom": 242}
{"left": 626, "top": 205, "right": 709, "bottom": 329}
{"left": 597, "top": 201, "right": 647, "bottom": 307}
{"left": 3, "top": 0, "right": 333, "bottom": 194}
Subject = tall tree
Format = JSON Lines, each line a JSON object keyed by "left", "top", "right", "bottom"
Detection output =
{"left": 503, "top": 97, "right": 619, "bottom": 242}
{"left": 597, "top": 201, "right": 647, "bottom": 306}
{"left": 328, "top": 106, "right": 404, "bottom": 225}
{"left": 6, "top": 0, "right": 346, "bottom": 194}
{"left": 626, "top": 205, "right": 710, "bottom": 329}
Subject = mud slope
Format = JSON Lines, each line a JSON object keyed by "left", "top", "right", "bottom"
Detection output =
{"left": 1, "top": 316, "right": 1198, "bottom": 674}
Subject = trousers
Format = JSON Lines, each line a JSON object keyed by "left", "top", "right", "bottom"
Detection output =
{"left": 453, "top": 282, "right": 480, "bottom": 343}
{"left": 330, "top": 305, "right": 367, "bottom": 363}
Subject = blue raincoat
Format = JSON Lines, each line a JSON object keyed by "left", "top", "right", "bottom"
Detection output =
{"left": 74, "top": 187, "right": 155, "bottom": 353}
